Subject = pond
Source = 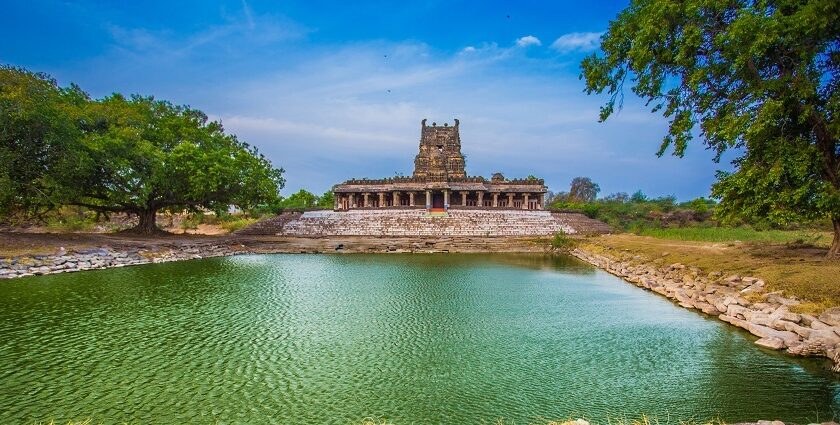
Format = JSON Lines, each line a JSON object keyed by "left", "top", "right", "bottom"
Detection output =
{"left": 0, "top": 254, "right": 836, "bottom": 423}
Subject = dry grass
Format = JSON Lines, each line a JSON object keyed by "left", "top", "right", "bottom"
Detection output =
{"left": 580, "top": 233, "right": 840, "bottom": 314}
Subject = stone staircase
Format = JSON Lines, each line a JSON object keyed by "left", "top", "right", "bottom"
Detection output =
{"left": 237, "top": 209, "right": 610, "bottom": 237}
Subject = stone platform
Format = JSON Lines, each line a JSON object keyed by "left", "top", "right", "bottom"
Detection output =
{"left": 237, "top": 209, "right": 611, "bottom": 237}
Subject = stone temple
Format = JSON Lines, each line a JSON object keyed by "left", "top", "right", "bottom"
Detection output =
{"left": 238, "top": 119, "right": 610, "bottom": 238}
{"left": 332, "top": 119, "right": 546, "bottom": 211}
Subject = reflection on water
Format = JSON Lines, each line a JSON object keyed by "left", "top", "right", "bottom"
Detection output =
{"left": 0, "top": 254, "right": 836, "bottom": 424}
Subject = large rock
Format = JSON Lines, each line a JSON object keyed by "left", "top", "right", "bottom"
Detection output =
{"left": 747, "top": 323, "right": 801, "bottom": 348}
{"left": 755, "top": 337, "right": 785, "bottom": 350}
{"left": 720, "top": 314, "right": 749, "bottom": 328}
{"left": 780, "top": 320, "right": 812, "bottom": 338}
{"left": 818, "top": 307, "right": 840, "bottom": 327}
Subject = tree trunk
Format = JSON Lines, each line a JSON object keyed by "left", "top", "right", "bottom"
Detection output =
{"left": 831, "top": 217, "right": 840, "bottom": 259}
{"left": 134, "top": 208, "right": 159, "bottom": 234}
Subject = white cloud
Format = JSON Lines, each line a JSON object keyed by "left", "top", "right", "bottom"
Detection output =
{"left": 73, "top": 29, "right": 725, "bottom": 199}
{"left": 515, "top": 35, "right": 542, "bottom": 48}
{"left": 550, "top": 31, "right": 603, "bottom": 53}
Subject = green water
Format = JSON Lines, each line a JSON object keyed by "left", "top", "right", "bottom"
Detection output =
{"left": 0, "top": 254, "right": 837, "bottom": 424}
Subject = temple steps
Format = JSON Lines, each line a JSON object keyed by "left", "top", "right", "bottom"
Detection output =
{"left": 237, "top": 209, "right": 611, "bottom": 237}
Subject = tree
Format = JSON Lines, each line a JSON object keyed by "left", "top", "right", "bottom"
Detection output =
{"left": 317, "top": 190, "right": 335, "bottom": 209}
{"left": 278, "top": 189, "right": 318, "bottom": 209}
{"left": 71, "top": 94, "right": 284, "bottom": 233}
{"left": 581, "top": 0, "right": 840, "bottom": 256}
{"left": 569, "top": 177, "right": 600, "bottom": 202}
{"left": 630, "top": 190, "right": 648, "bottom": 203}
{"left": 0, "top": 66, "right": 87, "bottom": 220}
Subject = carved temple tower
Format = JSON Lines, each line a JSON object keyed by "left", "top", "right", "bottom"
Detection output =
{"left": 413, "top": 119, "right": 466, "bottom": 181}
{"left": 332, "top": 119, "right": 546, "bottom": 211}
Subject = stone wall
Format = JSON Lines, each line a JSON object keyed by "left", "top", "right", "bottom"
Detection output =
{"left": 0, "top": 244, "right": 250, "bottom": 279}
{"left": 237, "top": 209, "right": 612, "bottom": 237}
{"left": 571, "top": 247, "right": 840, "bottom": 371}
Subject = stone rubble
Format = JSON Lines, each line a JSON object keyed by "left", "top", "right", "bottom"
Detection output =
{"left": 571, "top": 247, "right": 840, "bottom": 372}
{"left": 0, "top": 244, "right": 251, "bottom": 279}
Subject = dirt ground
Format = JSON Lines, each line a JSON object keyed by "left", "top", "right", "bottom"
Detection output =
{"left": 581, "top": 234, "right": 840, "bottom": 313}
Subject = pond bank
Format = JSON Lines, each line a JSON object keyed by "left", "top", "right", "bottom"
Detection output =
{"left": 0, "top": 232, "right": 550, "bottom": 278}
{"left": 570, "top": 245, "right": 840, "bottom": 372}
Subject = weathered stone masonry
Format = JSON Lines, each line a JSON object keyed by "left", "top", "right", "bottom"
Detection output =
{"left": 332, "top": 119, "right": 546, "bottom": 211}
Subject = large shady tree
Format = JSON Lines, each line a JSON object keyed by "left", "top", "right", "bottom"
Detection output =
{"left": 0, "top": 66, "right": 87, "bottom": 220}
{"left": 71, "top": 94, "right": 284, "bottom": 233}
{"left": 581, "top": 0, "right": 840, "bottom": 256}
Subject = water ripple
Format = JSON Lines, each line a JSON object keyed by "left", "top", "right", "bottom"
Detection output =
{"left": 0, "top": 254, "right": 837, "bottom": 424}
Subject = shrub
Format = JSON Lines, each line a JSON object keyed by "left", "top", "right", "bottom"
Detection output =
{"left": 551, "top": 231, "right": 577, "bottom": 251}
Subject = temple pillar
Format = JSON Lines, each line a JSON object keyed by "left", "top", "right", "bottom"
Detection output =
{"left": 492, "top": 193, "right": 498, "bottom": 207}
{"left": 537, "top": 194, "right": 543, "bottom": 209}
{"left": 409, "top": 192, "right": 415, "bottom": 207}
{"left": 460, "top": 191, "right": 468, "bottom": 206}
{"left": 334, "top": 195, "right": 339, "bottom": 210}
{"left": 425, "top": 190, "right": 431, "bottom": 209}
{"left": 379, "top": 192, "right": 385, "bottom": 208}
{"left": 393, "top": 191, "right": 400, "bottom": 207}
{"left": 350, "top": 194, "right": 356, "bottom": 209}
{"left": 477, "top": 192, "right": 484, "bottom": 208}
{"left": 363, "top": 193, "right": 370, "bottom": 208}
{"left": 507, "top": 193, "right": 514, "bottom": 208}
{"left": 523, "top": 193, "right": 530, "bottom": 210}
{"left": 443, "top": 189, "right": 450, "bottom": 210}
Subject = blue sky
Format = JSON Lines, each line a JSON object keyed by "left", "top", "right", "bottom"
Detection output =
{"left": 1, "top": 0, "right": 735, "bottom": 199}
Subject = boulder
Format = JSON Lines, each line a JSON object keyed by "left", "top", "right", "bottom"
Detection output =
{"left": 720, "top": 314, "right": 750, "bottom": 328}
{"left": 810, "top": 319, "right": 833, "bottom": 331}
{"left": 747, "top": 312, "right": 774, "bottom": 327}
{"left": 806, "top": 329, "right": 840, "bottom": 347}
{"left": 725, "top": 274, "right": 741, "bottom": 283}
{"left": 696, "top": 301, "right": 722, "bottom": 316}
{"left": 765, "top": 293, "right": 800, "bottom": 306}
{"left": 740, "top": 283, "right": 764, "bottom": 295}
{"left": 818, "top": 307, "right": 840, "bottom": 327}
{"left": 726, "top": 304, "right": 752, "bottom": 319}
{"left": 780, "top": 320, "right": 812, "bottom": 338}
{"left": 747, "top": 323, "right": 801, "bottom": 348}
{"left": 755, "top": 337, "right": 785, "bottom": 350}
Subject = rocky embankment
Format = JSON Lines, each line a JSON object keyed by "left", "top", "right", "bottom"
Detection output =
{"left": 0, "top": 243, "right": 250, "bottom": 279}
{"left": 571, "top": 247, "right": 840, "bottom": 371}
{"left": 0, "top": 235, "right": 553, "bottom": 279}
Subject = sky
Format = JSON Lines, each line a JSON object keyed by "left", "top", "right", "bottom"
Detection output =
{"left": 1, "top": 0, "right": 737, "bottom": 200}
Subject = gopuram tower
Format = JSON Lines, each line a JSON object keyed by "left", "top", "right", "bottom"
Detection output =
{"left": 412, "top": 119, "right": 466, "bottom": 181}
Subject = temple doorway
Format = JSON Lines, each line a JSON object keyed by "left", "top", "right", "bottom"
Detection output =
{"left": 432, "top": 192, "right": 445, "bottom": 209}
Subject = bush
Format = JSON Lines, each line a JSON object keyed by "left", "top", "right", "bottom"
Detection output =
{"left": 551, "top": 231, "right": 577, "bottom": 251}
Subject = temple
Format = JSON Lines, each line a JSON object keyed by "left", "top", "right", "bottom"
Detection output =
{"left": 333, "top": 119, "right": 546, "bottom": 211}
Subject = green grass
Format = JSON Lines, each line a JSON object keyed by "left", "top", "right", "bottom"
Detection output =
{"left": 635, "top": 226, "right": 831, "bottom": 247}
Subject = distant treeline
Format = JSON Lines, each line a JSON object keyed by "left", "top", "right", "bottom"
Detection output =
{"left": 545, "top": 177, "right": 826, "bottom": 232}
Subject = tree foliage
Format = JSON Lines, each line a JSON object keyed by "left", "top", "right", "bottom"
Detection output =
{"left": 569, "top": 177, "right": 601, "bottom": 202}
{"left": 317, "top": 190, "right": 335, "bottom": 209}
{"left": 581, "top": 0, "right": 840, "bottom": 256}
{"left": 278, "top": 189, "right": 319, "bottom": 210}
{"left": 0, "top": 66, "right": 87, "bottom": 220}
{"left": 0, "top": 66, "right": 285, "bottom": 233}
